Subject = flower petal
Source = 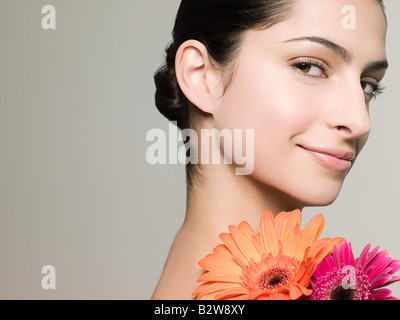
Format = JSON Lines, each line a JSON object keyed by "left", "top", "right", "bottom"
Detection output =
{"left": 370, "top": 288, "right": 394, "bottom": 300}
{"left": 310, "top": 237, "right": 346, "bottom": 265}
{"left": 355, "top": 243, "right": 372, "bottom": 270}
{"left": 215, "top": 286, "right": 249, "bottom": 300}
{"left": 364, "top": 251, "right": 393, "bottom": 281}
{"left": 294, "top": 214, "right": 325, "bottom": 260}
{"left": 259, "top": 211, "right": 280, "bottom": 256}
{"left": 229, "top": 223, "right": 262, "bottom": 262}
{"left": 275, "top": 210, "right": 302, "bottom": 256}
{"left": 257, "top": 293, "right": 291, "bottom": 300}
{"left": 219, "top": 232, "right": 248, "bottom": 267}
{"left": 370, "top": 274, "right": 395, "bottom": 289}
{"left": 274, "top": 210, "right": 300, "bottom": 238}
{"left": 289, "top": 284, "right": 303, "bottom": 300}
{"left": 199, "top": 253, "right": 242, "bottom": 274}
{"left": 197, "top": 270, "right": 242, "bottom": 283}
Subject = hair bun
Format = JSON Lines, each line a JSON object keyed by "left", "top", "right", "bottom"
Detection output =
{"left": 154, "top": 44, "right": 188, "bottom": 130}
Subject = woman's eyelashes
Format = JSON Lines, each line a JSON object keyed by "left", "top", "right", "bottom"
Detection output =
{"left": 361, "top": 81, "right": 384, "bottom": 99}
{"left": 291, "top": 59, "right": 328, "bottom": 78}
{"left": 290, "top": 58, "right": 385, "bottom": 100}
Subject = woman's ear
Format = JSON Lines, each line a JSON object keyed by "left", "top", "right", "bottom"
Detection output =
{"left": 175, "top": 40, "right": 222, "bottom": 115}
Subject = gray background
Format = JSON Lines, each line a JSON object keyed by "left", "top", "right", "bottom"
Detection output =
{"left": 0, "top": 1, "right": 399, "bottom": 299}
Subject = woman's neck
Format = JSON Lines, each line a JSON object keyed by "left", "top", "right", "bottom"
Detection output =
{"left": 151, "top": 162, "right": 302, "bottom": 300}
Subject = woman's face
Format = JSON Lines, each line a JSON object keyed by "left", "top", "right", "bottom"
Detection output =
{"left": 212, "top": 0, "right": 388, "bottom": 206}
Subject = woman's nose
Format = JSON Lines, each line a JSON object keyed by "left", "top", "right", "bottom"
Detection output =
{"left": 325, "top": 81, "right": 371, "bottom": 141}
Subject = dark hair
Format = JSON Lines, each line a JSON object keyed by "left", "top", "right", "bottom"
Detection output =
{"left": 154, "top": 0, "right": 386, "bottom": 189}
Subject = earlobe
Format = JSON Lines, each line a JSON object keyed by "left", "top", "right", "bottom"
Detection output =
{"left": 175, "top": 40, "right": 220, "bottom": 115}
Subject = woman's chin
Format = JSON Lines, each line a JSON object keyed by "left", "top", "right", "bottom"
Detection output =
{"left": 296, "top": 187, "right": 342, "bottom": 208}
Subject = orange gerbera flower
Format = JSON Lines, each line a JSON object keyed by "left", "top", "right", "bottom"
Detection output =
{"left": 193, "top": 209, "right": 345, "bottom": 300}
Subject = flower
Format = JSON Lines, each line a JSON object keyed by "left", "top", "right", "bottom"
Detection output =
{"left": 193, "top": 209, "right": 345, "bottom": 300}
{"left": 310, "top": 242, "right": 400, "bottom": 300}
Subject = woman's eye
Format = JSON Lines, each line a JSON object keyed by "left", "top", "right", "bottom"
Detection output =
{"left": 360, "top": 81, "right": 384, "bottom": 100}
{"left": 294, "top": 62, "right": 326, "bottom": 78}
{"left": 361, "top": 81, "right": 376, "bottom": 95}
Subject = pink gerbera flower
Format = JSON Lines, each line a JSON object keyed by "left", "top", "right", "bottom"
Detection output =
{"left": 310, "top": 242, "right": 400, "bottom": 300}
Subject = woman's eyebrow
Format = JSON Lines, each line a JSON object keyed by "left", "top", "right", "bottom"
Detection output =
{"left": 284, "top": 36, "right": 389, "bottom": 72}
{"left": 362, "top": 60, "right": 389, "bottom": 74}
{"left": 284, "top": 36, "right": 352, "bottom": 62}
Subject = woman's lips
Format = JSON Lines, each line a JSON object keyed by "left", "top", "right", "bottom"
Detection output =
{"left": 299, "top": 145, "right": 355, "bottom": 171}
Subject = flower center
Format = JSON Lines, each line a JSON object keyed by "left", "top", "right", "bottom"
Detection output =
{"left": 241, "top": 253, "right": 300, "bottom": 296}
{"left": 311, "top": 268, "right": 371, "bottom": 300}
{"left": 329, "top": 287, "right": 356, "bottom": 300}
{"left": 258, "top": 267, "right": 292, "bottom": 290}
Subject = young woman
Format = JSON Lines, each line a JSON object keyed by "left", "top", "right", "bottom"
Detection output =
{"left": 151, "top": 0, "right": 388, "bottom": 300}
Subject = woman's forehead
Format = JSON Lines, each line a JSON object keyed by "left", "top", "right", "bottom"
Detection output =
{"left": 240, "top": 0, "right": 387, "bottom": 63}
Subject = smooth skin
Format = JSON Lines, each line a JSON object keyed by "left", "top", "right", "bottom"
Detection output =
{"left": 152, "top": 0, "right": 388, "bottom": 300}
